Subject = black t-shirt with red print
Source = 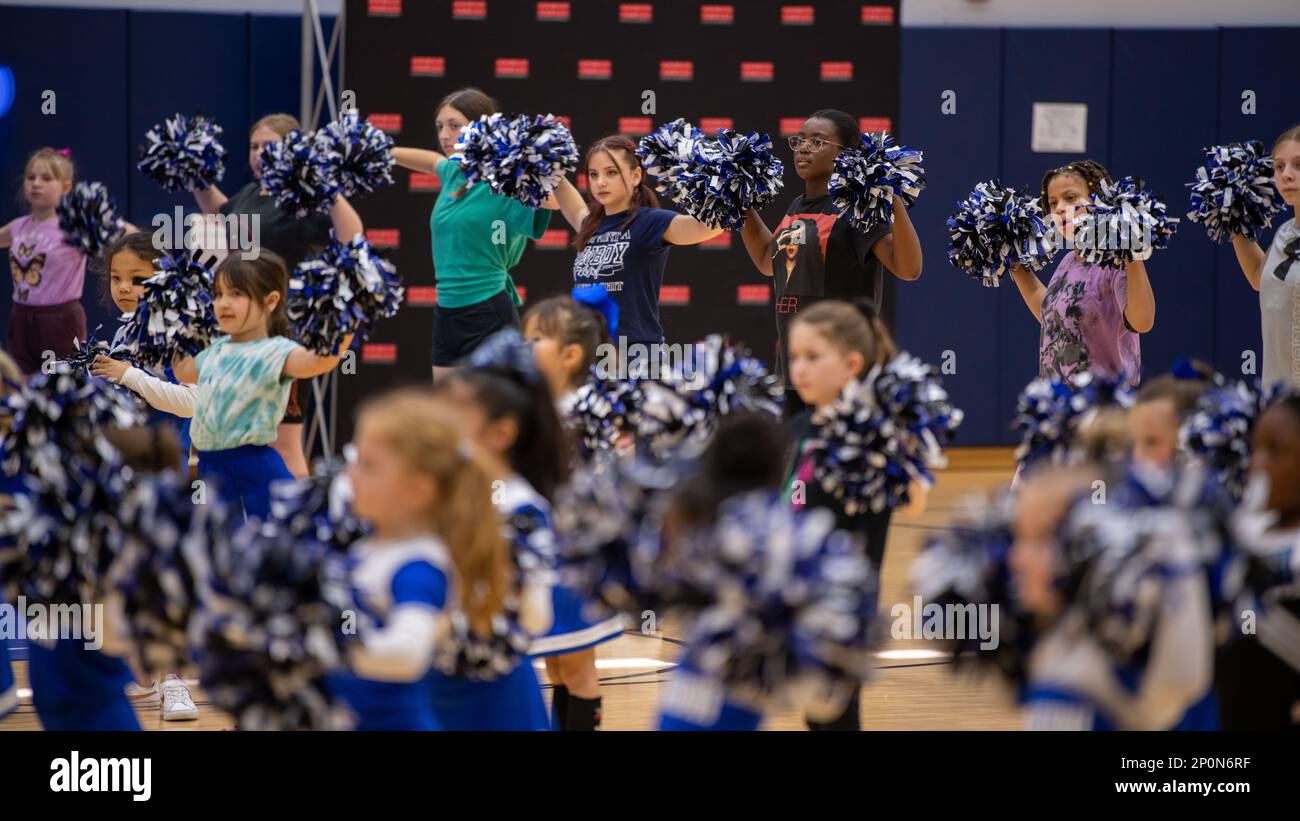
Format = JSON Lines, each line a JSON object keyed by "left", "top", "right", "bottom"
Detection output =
{"left": 769, "top": 193, "right": 890, "bottom": 382}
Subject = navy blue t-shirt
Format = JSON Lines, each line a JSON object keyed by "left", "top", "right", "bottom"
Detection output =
{"left": 572, "top": 207, "right": 677, "bottom": 344}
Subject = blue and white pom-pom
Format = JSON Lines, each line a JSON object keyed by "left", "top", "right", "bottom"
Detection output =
{"left": 57, "top": 182, "right": 126, "bottom": 260}
{"left": 680, "top": 129, "right": 785, "bottom": 231}
{"left": 290, "top": 233, "right": 403, "bottom": 355}
{"left": 635, "top": 335, "right": 784, "bottom": 461}
{"left": 566, "top": 370, "right": 642, "bottom": 459}
{"left": 552, "top": 458, "right": 684, "bottom": 613}
{"left": 197, "top": 465, "right": 362, "bottom": 731}
{"left": 806, "top": 353, "right": 963, "bottom": 515}
{"left": 671, "top": 491, "right": 881, "bottom": 710}
{"left": 0, "top": 363, "right": 143, "bottom": 605}
{"left": 948, "top": 180, "right": 1056, "bottom": 286}
{"left": 137, "top": 113, "right": 227, "bottom": 193}
{"left": 1074, "top": 176, "right": 1179, "bottom": 268}
{"left": 1012, "top": 371, "right": 1135, "bottom": 470}
{"left": 318, "top": 111, "right": 396, "bottom": 199}
{"left": 61, "top": 324, "right": 136, "bottom": 372}
{"left": 110, "top": 470, "right": 233, "bottom": 674}
{"left": 636, "top": 118, "right": 706, "bottom": 204}
{"left": 432, "top": 591, "right": 534, "bottom": 682}
{"left": 637, "top": 120, "right": 784, "bottom": 230}
{"left": 829, "top": 132, "right": 925, "bottom": 234}
{"left": 1187, "top": 141, "right": 1284, "bottom": 244}
{"left": 455, "top": 113, "right": 579, "bottom": 208}
{"left": 259, "top": 128, "right": 342, "bottom": 218}
{"left": 1180, "top": 378, "right": 1277, "bottom": 503}
{"left": 115, "top": 249, "right": 219, "bottom": 370}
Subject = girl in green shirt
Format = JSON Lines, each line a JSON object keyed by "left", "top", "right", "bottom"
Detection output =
{"left": 394, "top": 88, "right": 559, "bottom": 383}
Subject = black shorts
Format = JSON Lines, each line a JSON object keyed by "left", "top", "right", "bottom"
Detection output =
{"left": 430, "top": 288, "right": 520, "bottom": 367}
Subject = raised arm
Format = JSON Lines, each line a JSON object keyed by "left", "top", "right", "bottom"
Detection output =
{"left": 283, "top": 333, "right": 356, "bottom": 380}
{"left": 330, "top": 195, "right": 364, "bottom": 241}
{"left": 1010, "top": 264, "right": 1048, "bottom": 323}
{"left": 663, "top": 214, "right": 724, "bottom": 246}
{"left": 392, "top": 146, "right": 447, "bottom": 175}
{"left": 192, "top": 185, "right": 229, "bottom": 215}
{"left": 1231, "top": 234, "right": 1268, "bottom": 292}
{"left": 870, "top": 197, "right": 923, "bottom": 281}
{"left": 1124, "top": 259, "right": 1156, "bottom": 334}
{"left": 740, "top": 208, "right": 774, "bottom": 277}
{"left": 548, "top": 178, "right": 589, "bottom": 230}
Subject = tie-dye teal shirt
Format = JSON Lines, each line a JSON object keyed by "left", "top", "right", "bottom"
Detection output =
{"left": 190, "top": 335, "right": 300, "bottom": 451}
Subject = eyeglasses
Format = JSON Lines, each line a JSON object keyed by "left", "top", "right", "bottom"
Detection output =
{"left": 787, "top": 135, "right": 846, "bottom": 152}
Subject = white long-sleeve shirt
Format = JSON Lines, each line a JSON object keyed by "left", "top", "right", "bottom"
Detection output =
{"left": 117, "top": 366, "right": 197, "bottom": 417}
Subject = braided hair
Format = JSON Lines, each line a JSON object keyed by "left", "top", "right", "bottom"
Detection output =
{"left": 1039, "top": 159, "right": 1112, "bottom": 213}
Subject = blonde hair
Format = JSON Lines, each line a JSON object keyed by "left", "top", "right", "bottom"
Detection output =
{"left": 25, "top": 148, "right": 75, "bottom": 185}
{"left": 356, "top": 389, "right": 512, "bottom": 635}
{"left": 792, "top": 299, "right": 896, "bottom": 371}
{"left": 249, "top": 113, "right": 301, "bottom": 139}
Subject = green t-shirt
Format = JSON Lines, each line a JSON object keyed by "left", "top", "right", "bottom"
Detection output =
{"left": 190, "top": 335, "right": 299, "bottom": 451}
{"left": 429, "top": 158, "right": 552, "bottom": 309}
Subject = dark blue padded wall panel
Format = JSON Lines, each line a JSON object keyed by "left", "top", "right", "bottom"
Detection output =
{"left": 0, "top": 7, "right": 131, "bottom": 336}
{"left": 127, "top": 12, "right": 250, "bottom": 230}
{"left": 1109, "top": 30, "right": 1220, "bottom": 378}
{"left": 996, "top": 29, "right": 1113, "bottom": 444}
{"left": 899, "top": 27, "right": 1004, "bottom": 444}
{"left": 1214, "top": 28, "right": 1300, "bottom": 380}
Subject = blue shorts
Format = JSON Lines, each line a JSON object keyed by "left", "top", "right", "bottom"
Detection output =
{"left": 325, "top": 672, "right": 441, "bottom": 731}
{"left": 198, "top": 443, "right": 293, "bottom": 521}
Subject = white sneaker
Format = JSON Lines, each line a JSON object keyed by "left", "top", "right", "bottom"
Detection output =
{"left": 161, "top": 675, "right": 199, "bottom": 721}
{"left": 125, "top": 680, "right": 160, "bottom": 709}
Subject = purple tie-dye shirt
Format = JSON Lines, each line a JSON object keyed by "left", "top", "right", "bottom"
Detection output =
{"left": 1038, "top": 251, "right": 1141, "bottom": 385}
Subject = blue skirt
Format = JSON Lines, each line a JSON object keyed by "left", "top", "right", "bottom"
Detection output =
{"left": 198, "top": 443, "right": 293, "bottom": 522}
{"left": 527, "top": 586, "right": 624, "bottom": 657}
{"left": 325, "top": 672, "right": 441, "bottom": 731}
{"left": 27, "top": 641, "right": 140, "bottom": 731}
{"left": 425, "top": 661, "right": 549, "bottom": 730}
{"left": 0, "top": 639, "right": 16, "bottom": 720}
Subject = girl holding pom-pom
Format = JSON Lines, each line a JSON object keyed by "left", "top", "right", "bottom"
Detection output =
{"left": 391, "top": 89, "right": 557, "bottom": 383}
{"left": 548, "top": 135, "right": 724, "bottom": 356}
{"left": 1011, "top": 160, "right": 1155, "bottom": 386}
{"left": 781, "top": 298, "right": 932, "bottom": 730}
{"left": 1225, "top": 126, "right": 1300, "bottom": 389}
{"left": 191, "top": 113, "right": 364, "bottom": 477}
{"left": 88, "top": 231, "right": 196, "bottom": 470}
{"left": 740, "top": 111, "right": 922, "bottom": 414}
{"left": 1, "top": 148, "right": 89, "bottom": 374}
{"left": 172, "top": 251, "right": 353, "bottom": 521}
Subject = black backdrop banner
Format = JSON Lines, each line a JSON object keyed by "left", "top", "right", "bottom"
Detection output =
{"left": 337, "top": 0, "right": 900, "bottom": 443}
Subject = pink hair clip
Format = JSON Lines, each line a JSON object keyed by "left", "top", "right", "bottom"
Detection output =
{"left": 40, "top": 146, "right": 72, "bottom": 157}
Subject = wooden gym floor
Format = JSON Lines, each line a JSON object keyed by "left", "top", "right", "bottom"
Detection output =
{"left": 0, "top": 447, "right": 1024, "bottom": 731}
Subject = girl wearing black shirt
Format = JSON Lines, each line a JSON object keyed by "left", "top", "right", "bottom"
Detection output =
{"left": 739, "top": 109, "right": 922, "bottom": 416}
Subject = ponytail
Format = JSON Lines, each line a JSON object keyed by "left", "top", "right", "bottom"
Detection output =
{"left": 355, "top": 389, "right": 513, "bottom": 637}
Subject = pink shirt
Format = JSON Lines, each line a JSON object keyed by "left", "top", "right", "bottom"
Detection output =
{"left": 7, "top": 214, "right": 86, "bottom": 306}
{"left": 1038, "top": 251, "right": 1141, "bottom": 385}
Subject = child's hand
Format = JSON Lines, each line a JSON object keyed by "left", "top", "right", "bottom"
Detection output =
{"left": 90, "top": 355, "right": 130, "bottom": 383}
